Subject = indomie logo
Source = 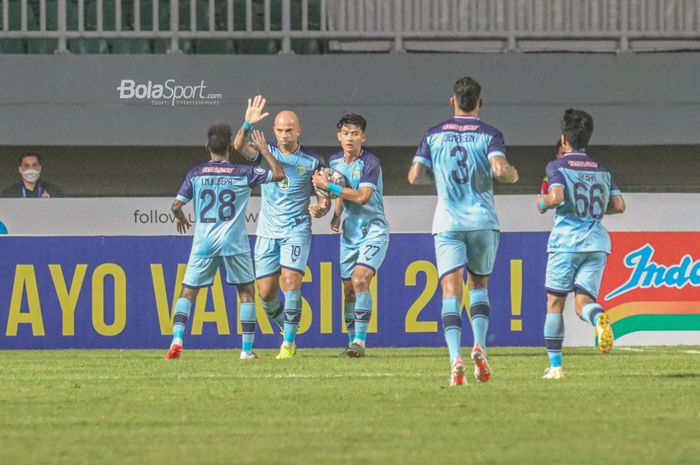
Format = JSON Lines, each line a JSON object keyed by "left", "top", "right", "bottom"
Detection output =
{"left": 605, "top": 244, "right": 700, "bottom": 300}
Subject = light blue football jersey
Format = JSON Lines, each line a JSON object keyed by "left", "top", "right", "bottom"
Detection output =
{"left": 413, "top": 116, "right": 507, "bottom": 234}
{"left": 176, "top": 160, "right": 273, "bottom": 258}
{"left": 545, "top": 152, "right": 622, "bottom": 253}
{"left": 329, "top": 150, "right": 389, "bottom": 244}
{"left": 254, "top": 144, "right": 325, "bottom": 239}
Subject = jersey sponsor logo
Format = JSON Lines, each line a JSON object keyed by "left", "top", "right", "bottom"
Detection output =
{"left": 568, "top": 160, "right": 598, "bottom": 168}
{"left": 277, "top": 175, "right": 290, "bottom": 190}
{"left": 605, "top": 243, "right": 700, "bottom": 300}
{"left": 442, "top": 123, "right": 479, "bottom": 132}
{"left": 202, "top": 166, "right": 233, "bottom": 174}
{"left": 254, "top": 167, "right": 267, "bottom": 175}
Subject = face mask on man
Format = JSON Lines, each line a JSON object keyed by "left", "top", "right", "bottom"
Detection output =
{"left": 21, "top": 169, "right": 41, "bottom": 183}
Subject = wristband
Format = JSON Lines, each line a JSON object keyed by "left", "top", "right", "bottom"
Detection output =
{"left": 242, "top": 121, "right": 253, "bottom": 130}
{"left": 327, "top": 183, "right": 343, "bottom": 197}
{"left": 539, "top": 199, "right": 547, "bottom": 212}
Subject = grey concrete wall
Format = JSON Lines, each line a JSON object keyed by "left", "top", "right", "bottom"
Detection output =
{"left": 1, "top": 53, "right": 699, "bottom": 146}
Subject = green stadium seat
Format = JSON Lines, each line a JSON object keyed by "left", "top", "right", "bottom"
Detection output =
{"left": 194, "top": 39, "right": 235, "bottom": 54}
{"left": 112, "top": 39, "right": 152, "bottom": 53}
{"left": 0, "top": 40, "right": 26, "bottom": 53}
{"left": 237, "top": 39, "right": 279, "bottom": 54}
{"left": 68, "top": 38, "right": 109, "bottom": 53}
{"left": 292, "top": 39, "right": 321, "bottom": 55}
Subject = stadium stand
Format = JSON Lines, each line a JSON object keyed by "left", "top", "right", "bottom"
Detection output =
{"left": 1, "top": 0, "right": 698, "bottom": 55}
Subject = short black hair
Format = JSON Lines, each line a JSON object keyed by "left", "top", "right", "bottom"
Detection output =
{"left": 207, "top": 122, "right": 232, "bottom": 155}
{"left": 453, "top": 76, "right": 481, "bottom": 113}
{"left": 337, "top": 113, "right": 367, "bottom": 132}
{"left": 561, "top": 109, "right": 594, "bottom": 150}
{"left": 19, "top": 153, "right": 41, "bottom": 165}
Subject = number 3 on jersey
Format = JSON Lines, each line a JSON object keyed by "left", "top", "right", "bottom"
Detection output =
{"left": 199, "top": 188, "right": 236, "bottom": 223}
{"left": 450, "top": 146, "right": 469, "bottom": 184}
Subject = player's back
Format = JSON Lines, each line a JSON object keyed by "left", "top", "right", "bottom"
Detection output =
{"left": 257, "top": 144, "right": 325, "bottom": 238}
{"left": 176, "top": 160, "right": 271, "bottom": 257}
{"left": 546, "top": 152, "right": 621, "bottom": 254}
{"left": 414, "top": 116, "right": 506, "bottom": 233}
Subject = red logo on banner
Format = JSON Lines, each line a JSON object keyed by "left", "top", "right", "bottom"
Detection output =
{"left": 600, "top": 232, "right": 700, "bottom": 338}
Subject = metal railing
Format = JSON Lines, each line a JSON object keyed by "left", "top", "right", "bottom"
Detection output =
{"left": 1, "top": 0, "right": 699, "bottom": 54}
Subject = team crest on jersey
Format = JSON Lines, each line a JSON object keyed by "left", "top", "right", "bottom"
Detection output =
{"left": 352, "top": 167, "right": 361, "bottom": 181}
{"left": 296, "top": 164, "right": 307, "bottom": 176}
{"left": 277, "top": 175, "right": 290, "bottom": 189}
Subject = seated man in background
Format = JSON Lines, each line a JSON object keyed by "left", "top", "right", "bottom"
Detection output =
{"left": 1, "top": 153, "right": 63, "bottom": 198}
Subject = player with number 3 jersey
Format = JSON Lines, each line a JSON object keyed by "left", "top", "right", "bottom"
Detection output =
{"left": 408, "top": 76, "right": 519, "bottom": 386}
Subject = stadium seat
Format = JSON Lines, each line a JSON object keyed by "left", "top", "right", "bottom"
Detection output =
{"left": 237, "top": 39, "right": 279, "bottom": 54}
{"left": 194, "top": 39, "right": 235, "bottom": 54}
{"left": 0, "top": 40, "right": 26, "bottom": 53}
{"left": 292, "top": 39, "right": 321, "bottom": 54}
{"left": 112, "top": 39, "right": 152, "bottom": 53}
{"left": 68, "top": 38, "right": 110, "bottom": 53}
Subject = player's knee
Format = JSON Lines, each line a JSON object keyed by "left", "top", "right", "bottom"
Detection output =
{"left": 281, "top": 272, "right": 302, "bottom": 291}
{"left": 180, "top": 287, "right": 198, "bottom": 302}
{"left": 238, "top": 284, "right": 255, "bottom": 303}
{"left": 351, "top": 274, "right": 371, "bottom": 292}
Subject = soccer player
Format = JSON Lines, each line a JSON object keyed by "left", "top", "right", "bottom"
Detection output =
{"left": 537, "top": 109, "right": 625, "bottom": 380}
{"left": 540, "top": 139, "right": 566, "bottom": 195}
{"left": 312, "top": 114, "right": 389, "bottom": 358}
{"left": 165, "top": 123, "right": 284, "bottom": 360}
{"left": 408, "top": 76, "right": 519, "bottom": 386}
{"left": 233, "top": 95, "right": 330, "bottom": 359}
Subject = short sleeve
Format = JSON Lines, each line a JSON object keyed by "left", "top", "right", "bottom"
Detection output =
{"left": 176, "top": 173, "right": 193, "bottom": 203}
{"left": 546, "top": 161, "right": 565, "bottom": 190}
{"left": 247, "top": 166, "right": 273, "bottom": 187}
{"left": 610, "top": 174, "right": 622, "bottom": 197}
{"left": 413, "top": 135, "right": 433, "bottom": 168}
{"left": 359, "top": 156, "right": 381, "bottom": 190}
{"left": 487, "top": 130, "right": 507, "bottom": 159}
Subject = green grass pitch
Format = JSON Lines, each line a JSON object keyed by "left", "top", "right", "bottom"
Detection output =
{"left": 0, "top": 347, "right": 698, "bottom": 465}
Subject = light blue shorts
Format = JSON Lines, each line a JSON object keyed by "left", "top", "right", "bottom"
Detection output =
{"left": 254, "top": 236, "right": 311, "bottom": 279}
{"left": 545, "top": 251, "right": 608, "bottom": 300}
{"left": 183, "top": 253, "right": 255, "bottom": 288}
{"left": 340, "top": 238, "right": 389, "bottom": 281}
{"left": 434, "top": 230, "right": 500, "bottom": 280}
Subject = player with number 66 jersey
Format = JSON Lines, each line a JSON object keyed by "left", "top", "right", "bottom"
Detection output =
{"left": 537, "top": 109, "right": 626, "bottom": 380}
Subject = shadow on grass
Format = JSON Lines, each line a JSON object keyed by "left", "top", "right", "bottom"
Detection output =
{"left": 655, "top": 373, "right": 700, "bottom": 379}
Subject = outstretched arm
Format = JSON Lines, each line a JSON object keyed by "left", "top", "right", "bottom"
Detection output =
{"left": 249, "top": 130, "right": 285, "bottom": 182}
{"left": 490, "top": 156, "right": 519, "bottom": 184}
{"left": 407, "top": 161, "right": 434, "bottom": 185}
{"left": 233, "top": 95, "right": 270, "bottom": 160}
